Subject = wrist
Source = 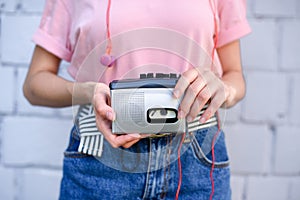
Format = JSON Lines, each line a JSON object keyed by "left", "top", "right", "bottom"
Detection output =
{"left": 93, "top": 82, "right": 110, "bottom": 104}
{"left": 67, "top": 81, "right": 97, "bottom": 105}
{"left": 222, "top": 82, "right": 237, "bottom": 108}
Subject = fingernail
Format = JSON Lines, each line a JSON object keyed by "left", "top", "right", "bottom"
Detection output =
{"left": 187, "top": 115, "right": 193, "bottom": 122}
{"left": 178, "top": 110, "right": 185, "bottom": 119}
{"left": 200, "top": 117, "right": 206, "bottom": 123}
{"left": 140, "top": 134, "right": 152, "bottom": 138}
{"left": 130, "top": 133, "right": 141, "bottom": 138}
{"left": 106, "top": 111, "right": 113, "bottom": 120}
{"left": 173, "top": 89, "right": 179, "bottom": 98}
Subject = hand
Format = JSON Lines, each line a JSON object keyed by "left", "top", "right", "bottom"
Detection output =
{"left": 93, "top": 83, "right": 142, "bottom": 148}
{"left": 173, "top": 68, "right": 231, "bottom": 123}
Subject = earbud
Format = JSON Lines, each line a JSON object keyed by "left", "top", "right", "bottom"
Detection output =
{"left": 100, "top": 54, "right": 115, "bottom": 67}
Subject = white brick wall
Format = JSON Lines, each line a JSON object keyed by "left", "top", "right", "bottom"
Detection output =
{"left": 0, "top": 1, "right": 299, "bottom": 200}
{"left": 241, "top": 19, "right": 278, "bottom": 71}
{"left": 219, "top": 103, "right": 242, "bottom": 123}
{"left": 2, "top": 116, "right": 71, "bottom": 167}
{"left": 0, "top": 0, "right": 18, "bottom": 12}
{"left": 224, "top": 124, "right": 272, "bottom": 174}
{"left": 246, "top": 176, "right": 290, "bottom": 200}
{"left": 22, "top": 169, "right": 62, "bottom": 200}
{"left": 230, "top": 176, "right": 245, "bottom": 200}
{"left": 280, "top": 21, "right": 300, "bottom": 71}
{"left": 1, "top": 15, "right": 40, "bottom": 63}
{"left": 274, "top": 126, "right": 300, "bottom": 174}
{"left": 21, "top": 0, "right": 45, "bottom": 13}
{"left": 243, "top": 72, "right": 289, "bottom": 123}
{"left": 253, "top": 0, "right": 298, "bottom": 17}
{"left": 290, "top": 178, "right": 300, "bottom": 200}
{"left": 0, "top": 67, "right": 15, "bottom": 114}
{"left": 0, "top": 167, "right": 15, "bottom": 200}
{"left": 290, "top": 75, "right": 300, "bottom": 125}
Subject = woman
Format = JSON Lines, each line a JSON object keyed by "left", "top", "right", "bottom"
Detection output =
{"left": 23, "top": 0, "right": 251, "bottom": 199}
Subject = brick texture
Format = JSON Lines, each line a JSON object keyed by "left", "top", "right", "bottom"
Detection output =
{"left": 219, "top": 103, "right": 242, "bottom": 124}
{"left": 280, "top": 20, "right": 300, "bottom": 71}
{"left": 274, "top": 126, "right": 300, "bottom": 174}
{"left": 0, "top": 67, "right": 15, "bottom": 114}
{"left": 290, "top": 75, "right": 300, "bottom": 125}
{"left": 243, "top": 72, "right": 289, "bottom": 123}
{"left": 2, "top": 116, "right": 71, "bottom": 167}
{"left": 254, "top": 0, "right": 298, "bottom": 17}
{"left": 22, "top": 169, "right": 62, "bottom": 200}
{"left": 22, "top": 0, "right": 45, "bottom": 13}
{"left": 0, "top": 167, "right": 15, "bottom": 200}
{"left": 230, "top": 176, "right": 245, "bottom": 200}
{"left": 224, "top": 124, "right": 272, "bottom": 174}
{"left": 241, "top": 19, "right": 278, "bottom": 71}
{"left": 246, "top": 176, "right": 290, "bottom": 200}
{"left": 1, "top": 15, "right": 40, "bottom": 63}
{"left": 0, "top": 0, "right": 18, "bottom": 12}
{"left": 290, "top": 178, "right": 300, "bottom": 200}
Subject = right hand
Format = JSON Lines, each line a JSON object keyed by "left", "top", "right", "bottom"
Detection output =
{"left": 92, "top": 83, "right": 142, "bottom": 148}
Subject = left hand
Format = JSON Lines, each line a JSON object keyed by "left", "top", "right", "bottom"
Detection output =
{"left": 173, "top": 68, "right": 230, "bottom": 123}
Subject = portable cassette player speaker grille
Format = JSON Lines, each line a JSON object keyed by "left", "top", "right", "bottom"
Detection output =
{"left": 112, "top": 91, "right": 146, "bottom": 132}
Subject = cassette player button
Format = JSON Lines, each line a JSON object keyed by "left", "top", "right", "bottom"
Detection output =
{"left": 156, "top": 73, "right": 170, "bottom": 78}
{"left": 147, "top": 73, "right": 154, "bottom": 78}
{"left": 155, "top": 73, "right": 165, "bottom": 78}
{"left": 170, "top": 73, "right": 177, "bottom": 78}
{"left": 140, "top": 74, "right": 147, "bottom": 79}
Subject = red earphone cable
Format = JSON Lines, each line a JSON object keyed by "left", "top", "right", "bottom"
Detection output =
{"left": 209, "top": 0, "right": 218, "bottom": 67}
{"left": 175, "top": 132, "right": 186, "bottom": 200}
{"left": 209, "top": 0, "right": 219, "bottom": 199}
{"left": 209, "top": 112, "right": 221, "bottom": 200}
{"left": 176, "top": 1, "right": 219, "bottom": 199}
{"left": 105, "top": 0, "right": 112, "bottom": 54}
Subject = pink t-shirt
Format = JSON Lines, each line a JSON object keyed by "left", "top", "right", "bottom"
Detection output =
{"left": 33, "top": 0, "right": 251, "bottom": 84}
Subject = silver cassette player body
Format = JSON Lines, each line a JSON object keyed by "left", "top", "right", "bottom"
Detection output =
{"left": 110, "top": 74, "right": 186, "bottom": 134}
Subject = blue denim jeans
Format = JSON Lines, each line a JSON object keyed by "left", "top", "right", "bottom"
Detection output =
{"left": 59, "top": 125, "right": 231, "bottom": 200}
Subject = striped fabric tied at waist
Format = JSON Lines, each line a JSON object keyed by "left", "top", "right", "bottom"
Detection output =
{"left": 76, "top": 104, "right": 218, "bottom": 157}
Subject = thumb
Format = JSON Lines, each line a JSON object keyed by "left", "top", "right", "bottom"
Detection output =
{"left": 99, "top": 105, "right": 115, "bottom": 121}
{"left": 94, "top": 97, "right": 116, "bottom": 121}
{"left": 105, "top": 108, "right": 116, "bottom": 121}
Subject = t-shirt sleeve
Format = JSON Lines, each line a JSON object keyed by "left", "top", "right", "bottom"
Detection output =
{"left": 32, "top": 0, "right": 72, "bottom": 61}
{"left": 216, "top": 0, "right": 251, "bottom": 48}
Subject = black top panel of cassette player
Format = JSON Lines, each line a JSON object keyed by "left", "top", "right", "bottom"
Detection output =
{"left": 109, "top": 73, "right": 179, "bottom": 90}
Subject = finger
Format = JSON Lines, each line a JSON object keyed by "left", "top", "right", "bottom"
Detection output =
{"left": 140, "top": 134, "right": 152, "bottom": 138}
{"left": 100, "top": 132, "right": 141, "bottom": 148}
{"left": 186, "top": 90, "right": 208, "bottom": 122}
{"left": 111, "top": 134, "right": 141, "bottom": 148}
{"left": 94, "top": 105, "right": 116, "bottom": 144}
{"left": 95, "top": 115, "right": 141, "bottom": 148}
{"left": 122, "top": 138, "right": 141, "bottom": 148}
{"left": 173, "top": 69, "right": 198, "bottom": 99}
{"left": 93, "top": 84, "right": 115, "bottom": 120}
{"left": 95, "top": 115, "right": 113, "bottom": 137}
{"left": 187, "top": 87, "right": 211, "bottom": 122}
{"left": 94, "top": 98, "right": 116, "bottom": 121}
{"left": 179, "top": 76, "right": 207, "bottom": 119}
{"left": 199, "top": 90, "right": 225, "bottom": 123}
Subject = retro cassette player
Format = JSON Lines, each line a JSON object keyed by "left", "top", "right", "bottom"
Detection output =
{"left": 109, "top": 73, "right": 185, "bottom": 134}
